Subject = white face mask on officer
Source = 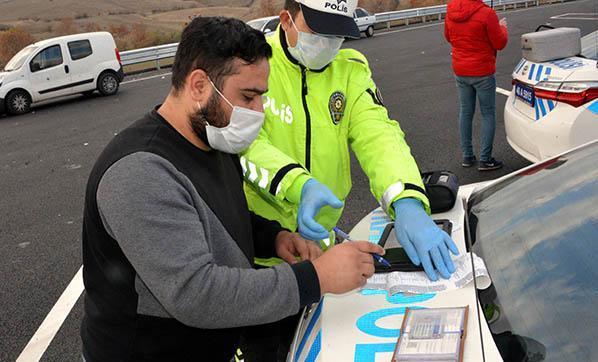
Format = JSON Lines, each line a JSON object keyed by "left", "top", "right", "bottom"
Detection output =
{"left": 196, "top": 79, "right": 264, "bottom": 154}
{"left": 286, "top": 12, "right": 344, "bottom": 70}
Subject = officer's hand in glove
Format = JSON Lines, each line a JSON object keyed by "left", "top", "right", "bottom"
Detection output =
{"left": 393, "top": 198, "right": 459, "bottom": 281}
{"left": 298, "top": 179, "right": 343, "bottom": 241}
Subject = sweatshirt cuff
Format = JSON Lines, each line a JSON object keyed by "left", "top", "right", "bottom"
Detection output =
{"left": 290, "top": 260, "right": 321, "bottom": 306}
{"left": 286, "top": 174, "right": 312, "bottom": 205}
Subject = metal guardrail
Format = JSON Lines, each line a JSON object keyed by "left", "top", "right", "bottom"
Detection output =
{"left": 119, "top": 0, "right": 570, "bottom": 71}
{"left": 120, "top": 42, "right": 178, "bottom": 68}
{"left": 376, "top": 5, "right": 446, "bottom": 24}
{"left": 375, "top": 0, "right": 567, "bottom": 27}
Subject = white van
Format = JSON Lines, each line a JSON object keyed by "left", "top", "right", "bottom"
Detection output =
{"left": 0, "top": 32, "right": 124, "bottom": 116}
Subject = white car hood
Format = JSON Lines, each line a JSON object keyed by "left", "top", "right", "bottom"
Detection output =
{"left": 289, "top": 181, "right": 504, "bottom": 362}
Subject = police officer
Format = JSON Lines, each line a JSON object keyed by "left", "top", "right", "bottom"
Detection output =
{"left": 239, "top": 0, "right": 460, "bottom": 360}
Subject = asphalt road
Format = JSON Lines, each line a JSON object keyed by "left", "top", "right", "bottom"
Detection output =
{"left": 1, "top": 1, "right": 595, "bottom": 360}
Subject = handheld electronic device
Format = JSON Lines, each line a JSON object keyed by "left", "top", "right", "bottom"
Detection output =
{"left": 374, "top": 220, "right": 453, "bottom": 273}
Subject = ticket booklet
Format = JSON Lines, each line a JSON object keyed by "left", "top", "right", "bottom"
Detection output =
{"left": 392, "top": 306, "right": 469, "bottom": 362}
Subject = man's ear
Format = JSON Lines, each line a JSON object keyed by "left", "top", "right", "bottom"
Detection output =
{"left": 279, "top": 11, "right": 291, "bottom": 32}
{"left": 187, "top": 69, "right": 210, "bottom": 102}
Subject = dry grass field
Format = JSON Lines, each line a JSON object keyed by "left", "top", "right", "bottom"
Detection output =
{"left": 0, "top": 0, "right": 443, "bottom": 39}
{"left": 0, "top": 0, "right": 444, "bottom": 67}
{"left": 0, "top": 0, "right": 256, "bottom": 42}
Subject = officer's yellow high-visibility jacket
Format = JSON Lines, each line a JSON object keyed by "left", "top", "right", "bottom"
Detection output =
{"left": 241, "top": 27, "right": 429, "bottom": 265}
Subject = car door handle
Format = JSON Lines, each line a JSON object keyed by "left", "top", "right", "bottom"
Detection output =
{"left": 64, "top": 65, "right": 69, "bottom": 74}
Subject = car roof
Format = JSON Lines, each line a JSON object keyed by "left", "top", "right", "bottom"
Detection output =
{"left": 32, "top": 32, "right": 113, "bottom": 48}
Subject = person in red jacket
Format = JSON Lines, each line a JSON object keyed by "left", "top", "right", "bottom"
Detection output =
{"left": 445, "top": 0, "right": 508, "bottom": 171}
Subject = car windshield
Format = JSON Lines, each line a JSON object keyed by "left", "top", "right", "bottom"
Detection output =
{"left": 580, "top": 30, "right": 597, "bottom": 60}
{"left": 468, "top": 142, "right": 598, "bottom": 362}
{"left": 4, "top": 45, "right": 37, "bottom": 71}
{"left": 247, "top": 19, "right": 269, "bottom": 31}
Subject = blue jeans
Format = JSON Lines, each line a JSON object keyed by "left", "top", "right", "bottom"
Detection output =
{"left": 455, "top": 75, "right": 497, "bottom": 162}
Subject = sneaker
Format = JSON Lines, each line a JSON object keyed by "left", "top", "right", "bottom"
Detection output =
{"left": 462, "top": 156, "right": 476, "bottom": 167}
{"left": 479, "top": 158, "right": 503, "bottom": 171}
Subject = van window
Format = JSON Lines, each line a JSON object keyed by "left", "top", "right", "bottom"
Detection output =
{"left": 68, "top": 40, "right": 93, "bottom": 61}
{"left": 30, "top": 45, "right": 63, "bottom": 72}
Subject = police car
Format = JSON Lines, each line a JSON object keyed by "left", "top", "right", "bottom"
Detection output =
{"left": 504, "top": 29, "right": 598, "bottom": 163}
{"left": 288, "top": 140, "right": 598, "bottom": 361}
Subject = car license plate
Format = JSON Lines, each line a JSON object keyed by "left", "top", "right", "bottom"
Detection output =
{"left": 515, "top": 83, "right": 535, "bottom": 107}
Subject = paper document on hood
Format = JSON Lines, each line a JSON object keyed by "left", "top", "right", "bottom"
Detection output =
{"left": 364, "top": 252, "right": 491, "bottom": 295}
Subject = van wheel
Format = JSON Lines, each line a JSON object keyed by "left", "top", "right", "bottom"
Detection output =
{"left": 366, "top": 26, "right": 374, "bottom": 38}
{"left": 98, "top": 72, "right": 120, "bottom": 96}
{"left": 6, "top": 90, "right": 32, "bottom": 115}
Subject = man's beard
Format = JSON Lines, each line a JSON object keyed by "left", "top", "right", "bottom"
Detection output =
{"left": 189, "top": 92, "right": 228, "bottom": 145}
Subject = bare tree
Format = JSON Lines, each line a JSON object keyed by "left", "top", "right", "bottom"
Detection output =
{"left": 83, "top": 22, "right": 102, "bottom": 33}
{"left": 108, "top": 24, "right": 130, "bottom": 41}
{"left": 258, "top": 0, "right": 282, "bottom": 17}
{"left": 55, "top": 17, "right": 77, "bottom": 36}
{"left": 359, "top": 0, "right": 399, "bottom": 13}
{"left": 0, "top": 27, "right": 35, "bottom": 69}
{"left": 131, "top": 23, "right": 150, "bottom": 48}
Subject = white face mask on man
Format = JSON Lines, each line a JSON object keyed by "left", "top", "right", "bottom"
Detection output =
{"left": 197, "top": 79, "right": 264, "bottom": 154}
{"left": 286, "top": 12, "right": 344, "bottom": 70}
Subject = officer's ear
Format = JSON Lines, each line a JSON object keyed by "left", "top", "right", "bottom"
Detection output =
{"left": 279, "top": 10, "right": 292, "bottom": 33}
{"left": 280, "top": 10, "right": 299, "bottom": 47}
{"left": 187, "top": 69, "right": 210, "bottom": 103}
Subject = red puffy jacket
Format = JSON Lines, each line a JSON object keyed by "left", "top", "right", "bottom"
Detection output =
{"left": 444, "top": 0, "right": 508, "bottom": 77}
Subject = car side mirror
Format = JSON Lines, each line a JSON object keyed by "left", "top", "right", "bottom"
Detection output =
{"left": 31, "top": 62, "right": 41, "bottom": 72}
{"left": 264, "top": 29, "right": 272, "bottom": 34}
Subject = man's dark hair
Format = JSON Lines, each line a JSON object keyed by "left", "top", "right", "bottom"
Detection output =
{"left": 171, "top": 17, "right": 272, "bottom": 92}
{"left": 284, "top": 0, "right": 301, "bottom": 18}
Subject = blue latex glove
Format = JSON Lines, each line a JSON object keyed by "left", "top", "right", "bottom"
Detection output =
{"left": 393, "top": 198, "right": 459, "bottom": 281}
{"left": 298, "top": 179, "right": 344, "bottom": 241}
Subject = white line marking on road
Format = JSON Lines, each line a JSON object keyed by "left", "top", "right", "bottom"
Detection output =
{"left": 121, "top": 72, "right": 172, "bottom": 85}
{"left": 496, "top": 0, "right": 591, "bottom": 14}
{"left": 496, "top": 87, "right": 511, "bottom": 97}
{"left": 554, "top": 13, "right": 598, "bottom": 19}
{"left": 16, "top": 266, "right": 84, "bottom": 362}
{"left": 551, "top": 12, "right": 598, "bottom": 20}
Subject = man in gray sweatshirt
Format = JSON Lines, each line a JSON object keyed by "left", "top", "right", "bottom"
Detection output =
{"left": 80, "top": 16, "right": 383, "bottom": 361}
